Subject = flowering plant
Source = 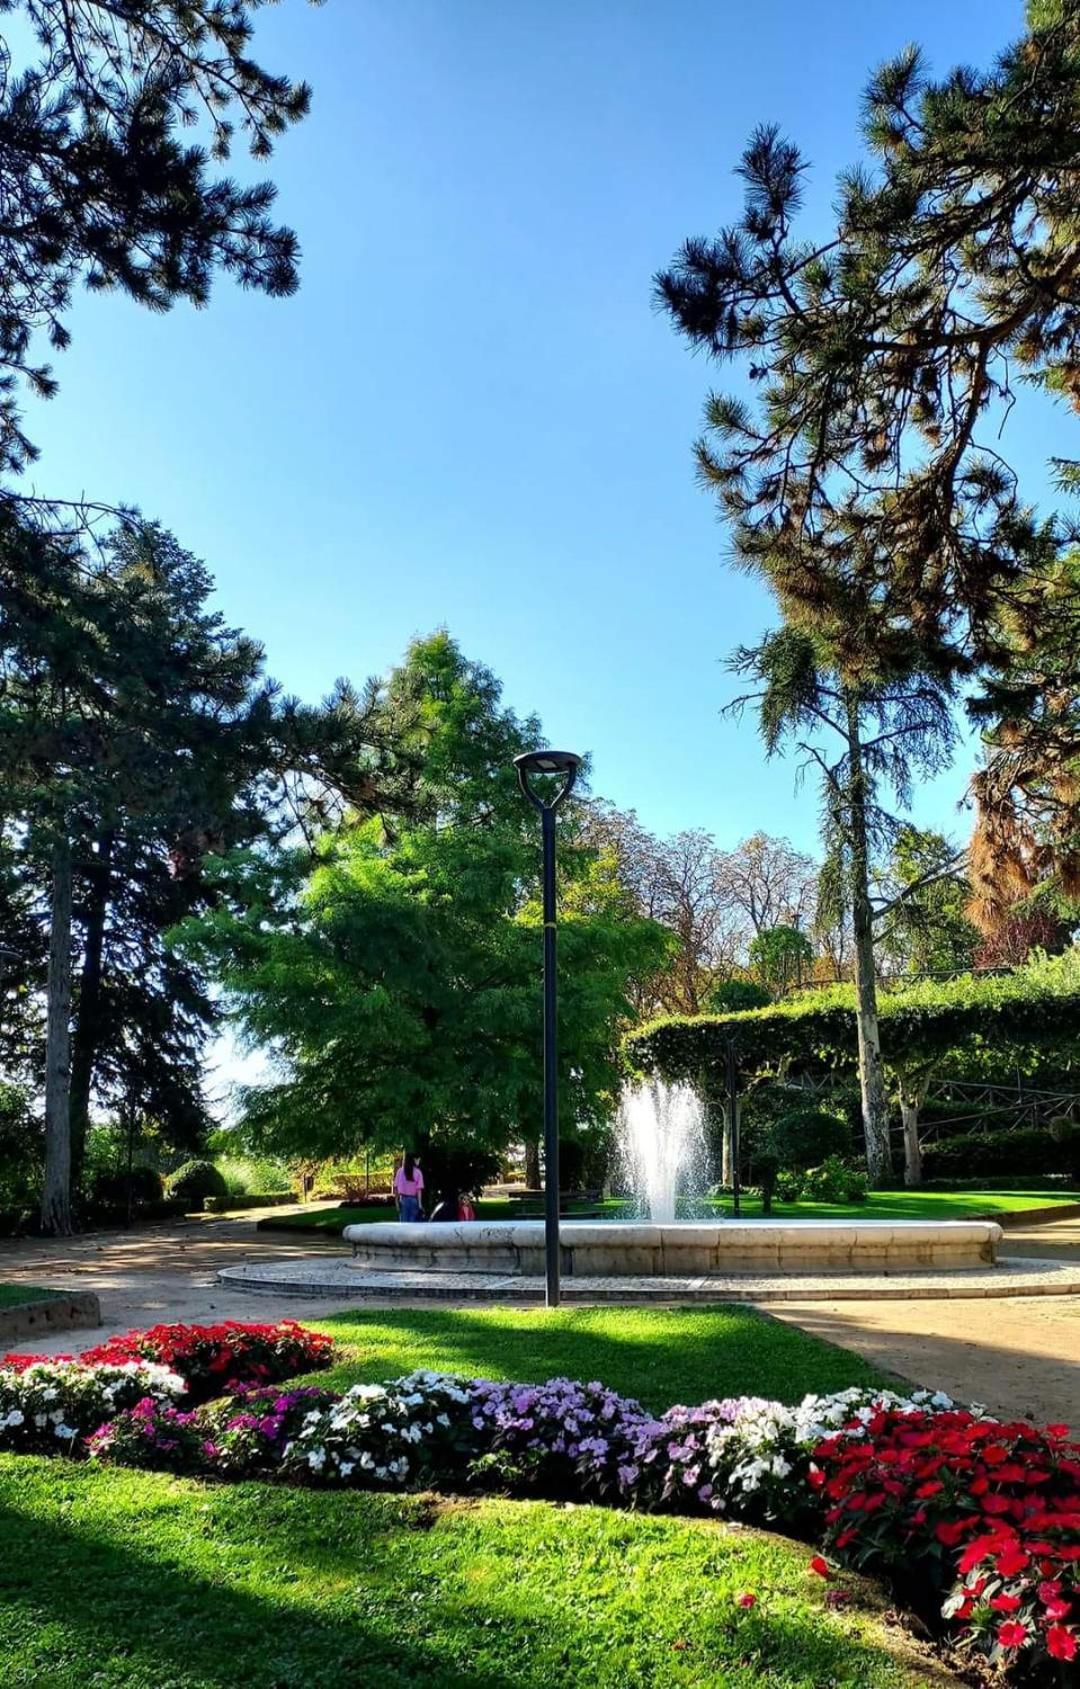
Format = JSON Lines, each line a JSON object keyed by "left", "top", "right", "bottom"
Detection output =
{"left": 282, "top": 1371, "right": 476, "bottom": 1487}
{"left": 0, "top": 1357, "right": 185, "bottom": 1453}
{"left": 87, "top": 1396, "right": 208, "bottom": 1471}
{"left": 197, "top": 1383, "right": 341, "bottom": 1477}
{"left": 79, "top": 1321, "right": 334, "bottom": 1402}
{"left": 465, "top": 1376, "right": 659, "bottom": 1499}
{"left": 811, "top": 1404, "right": 1080, "bottom": 1674}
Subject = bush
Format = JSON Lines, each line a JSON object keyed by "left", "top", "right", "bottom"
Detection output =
{"left": 798, "top": 1157, "right": 868, "bottom": 1205}
{"left": 922, "top": 1127, "right": 1080, "bottom": 1182}
{"left": 89, "top": 1166, "right": 164, "bottom": 1209}
{"left": 704, "top": 978, "right": 772, "bottom": 1013}
{"left": 768, "top": 1107, "right": 850, "bottom": 1170}
{"left": 0, "top": 1357, "right": 185, "bottom": 1452}
{"left": 165, "top": 1159, "right": 227, "bottom": 1206}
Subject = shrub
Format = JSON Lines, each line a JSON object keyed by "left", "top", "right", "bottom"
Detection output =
{"left": 282, "top": 1372, "right": 477, "bottom": 1487}
{"left": 922, "top": 1127, "right": 1080, "bottom": 1182}
{"left": 165, "top": 1160, "right": 227, "bottom": 1206}
{"left": 812, "top": 1403, "right": 1080, "bottom": 1677}
{"left": 704, "top": 979, "right": 772, "bottom": 1013}
{"left": 769, "top": 1107, "right": 851, "bottom": 1169}
{"left": 197, "top": 1383, "right": 341, "bottom": 1476}
{"left": 465, "top": 1376, "right": 658, "bottom": 1500}
{"left": 80, "top": 1320, "right": 334, "bottom": 1404}
{"left": 799, "top": 1157, "right": 869, "bottom": 1204}
{"left": 89, "top": 1166, "right": 164, "bottom": 1209}
{"left": 87, "top": 1397, "right": 208, "bottom": 1471}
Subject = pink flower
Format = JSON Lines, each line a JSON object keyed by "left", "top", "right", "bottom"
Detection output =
{"left": 735, "top": 1592, "right": 757, "bottom": 1608}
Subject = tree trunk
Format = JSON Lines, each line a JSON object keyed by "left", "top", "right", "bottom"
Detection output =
{"left": 69, "top": 828, "right": 114, "bottom": 1197}
{"left": 845, "top": 694, "right": 892, "bottom": 1186}
{"left": 899, "top": 1092, "right": 923, "bottom": 1188}
{"left": 524, "top": 1136, "right": 541, "bottom": 1192}
{"left": 41, "top": 835, "right": 74, "bottom": 1236}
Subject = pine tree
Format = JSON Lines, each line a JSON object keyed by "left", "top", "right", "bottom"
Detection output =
{"left": 0, "top": 1, "right": 315, "bottom": 488}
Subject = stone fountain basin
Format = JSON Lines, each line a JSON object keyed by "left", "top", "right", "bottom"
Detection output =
{"left": 342, "top": 1219, "right": 1003, "bottom": 1277}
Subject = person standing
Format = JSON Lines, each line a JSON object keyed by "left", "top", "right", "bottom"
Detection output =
{"left": 393, "top": 1152, "right": 424, "bottom": 1221}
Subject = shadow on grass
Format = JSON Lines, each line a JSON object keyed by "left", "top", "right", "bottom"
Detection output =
{"left": 310, "top": 1304, "right": 888, "bottom": 1411}
{"left": 0, "top": 1465, "right": 952, "bottom": 1689}
{"left": 0, "top": 1482, "right": 519, "bottom": 1689}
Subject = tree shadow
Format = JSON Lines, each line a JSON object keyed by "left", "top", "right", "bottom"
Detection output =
{"left": 0, "top": 1468, "right": 954, "bottom": 1689}
{"left": 310, "top": 1303, "right": 882, "bottom": 1410}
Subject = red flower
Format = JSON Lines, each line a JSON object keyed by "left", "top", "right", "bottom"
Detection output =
{"left": 996, "top": 1621, "right": 1028, "bottom": 1649}
{"left": 1047, "top": 1625, "right": 1077, "bottom": 1662}
{"left": 735, "top": 1592, "right": 757, "bottom": 1609}
{"left": 1047, "top": 1424, "right": 1071, "bottom": 1439}
{"left": 808, "top": 1556, "right": 831, "bottom": 1580}
{"left": 995, "top": 1543, "right": 1031, "bottom": 1579}
{"left": 989, "top": 1594, "right": 1021, "bottom": 1613}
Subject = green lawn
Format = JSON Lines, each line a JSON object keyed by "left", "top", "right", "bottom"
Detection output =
{"left": 260, "top": 1186, "right": 1077, "bottom": 1237}
{"left": 306, "top": 1305, "right": 893, "bottom": 1408}
{"left": 708, "top": 1188, "right": 1079, "bottom": 1221}
{"left": 0, "top": 1458, "right": 951, "bottom": 1688}
{"left": 0, "top": 1285, "right": 60, "bottom": 1309}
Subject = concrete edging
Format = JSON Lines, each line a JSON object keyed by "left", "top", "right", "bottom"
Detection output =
{"left": 0, "top": 1292, "right": 101, "bottom": 1345}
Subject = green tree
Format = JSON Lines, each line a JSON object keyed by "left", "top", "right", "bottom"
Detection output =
{"left": 747, "top": 924, "right": 812, "bottom": 996}
{"left": 0, "top": 518, "right": 389, "bottom": 1231}
{"left": 873, "top": 827, "right": 976, "bottom": 980}
{"left": 179, "top": 636, "right": 671, "bottom": 1177}
{"left": 730, "top": 627, "right": 955, "bottom": 1183}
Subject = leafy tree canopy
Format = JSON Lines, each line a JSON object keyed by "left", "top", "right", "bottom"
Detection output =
{"left": 177, "top": 634, "right": 672, "bottom": 1166}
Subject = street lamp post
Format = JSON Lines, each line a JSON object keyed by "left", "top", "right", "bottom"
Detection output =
{"left": 514, "top": 749, "right": 582, "bottom": 1308}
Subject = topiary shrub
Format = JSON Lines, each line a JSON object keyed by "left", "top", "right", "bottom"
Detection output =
{"left": 703, "top": 978, "right": 772, "bottom": 1013}
{"left": 165, "top": 1160, "right": 228, "bottom": 1206}
{"left": 768, "top": 1106, "right": 850, "bottom": 1170}
{"left": 921, "top": 1127, "right": 1080, "bottom": 1182}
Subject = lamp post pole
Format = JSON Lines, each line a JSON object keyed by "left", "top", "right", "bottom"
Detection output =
{"left": 515, "top": 750, "right": 582, "bottom": 1309}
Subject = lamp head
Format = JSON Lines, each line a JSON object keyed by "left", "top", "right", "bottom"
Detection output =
{"left": 514, "top": 749, "right": 583, "bottom": 810}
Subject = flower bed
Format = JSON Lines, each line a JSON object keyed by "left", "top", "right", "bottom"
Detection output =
{"left": 79, "top": 1320, "right": 333, "bottom": 1403}
{"left": 1, "top": 1321, "right": 1075, "bottom": 1682}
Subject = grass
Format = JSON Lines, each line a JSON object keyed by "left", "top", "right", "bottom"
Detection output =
{"left": 306, "top": 1304, "right": 894, "bottom": 1409}
{"left": 259, "top": 1186, "right": 1077, "bottom": 1236}
{"left": 0, "top": 1457, "right": 952, "bottom": 1688}
{"left": 0, "top": 1285, "right": 60, "bottom": 1309}
{"left": 708, "top": 1188, "right": 1079, "bottom": 1221}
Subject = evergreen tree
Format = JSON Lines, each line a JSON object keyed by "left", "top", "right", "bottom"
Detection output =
{"left": 0, "top": 517, "right": 390, "bottom": 1230}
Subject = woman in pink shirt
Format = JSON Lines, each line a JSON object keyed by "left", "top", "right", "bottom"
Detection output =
{"left": 393, "top": 1152, "right": 424, "bottom": 1222}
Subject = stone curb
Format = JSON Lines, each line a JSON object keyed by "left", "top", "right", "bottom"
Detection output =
{"left": 0, "top": 1292, "right": 102, "bottom": 1344}
{"left": 217, "top": 1256, "right": 1080, "bottom": 1304}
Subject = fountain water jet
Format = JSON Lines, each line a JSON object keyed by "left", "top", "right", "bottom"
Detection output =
{"left": 615, "top": 1078, "right": 709, "bottom": 1222}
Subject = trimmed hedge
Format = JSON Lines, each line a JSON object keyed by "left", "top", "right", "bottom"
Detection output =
{"left": 921, "top": 1127, "right": 1080, "bottom": 1182}
{"left": 203, "top": 1193, "right": 298, "bottom": 1213}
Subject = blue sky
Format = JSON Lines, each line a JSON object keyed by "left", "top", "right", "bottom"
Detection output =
{"left": 23, "top": 0, "right": 1047, "bottom": 857}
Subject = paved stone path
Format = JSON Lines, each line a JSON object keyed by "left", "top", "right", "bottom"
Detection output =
{"left": 0, "top": 1209, "right": 1076, "bottom": 1426}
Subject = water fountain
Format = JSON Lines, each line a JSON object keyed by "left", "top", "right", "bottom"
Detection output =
{"left": 614, "top": 1079, "right": 709, "bottom": 1222}
{"left": 335, "top": 1077, "right": 1004, "bottom": 1278}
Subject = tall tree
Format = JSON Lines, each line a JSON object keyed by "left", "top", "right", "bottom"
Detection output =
{"left": 0, "top": 518, "right": 391, "bottom": 1229}
{"left": 0, "top": 0, "right": 315, "bottom": 489}
{"left": 873, "top": 827, "right": 976, "bottom": 981}
{"left": 731, "top": 627, "right": 955, "bottom": 1181}
{"left": 714, "top": 832, "right": 817, "bottom": 940}
{"left": 178, "top": 635, "right": 671, "bottom": 1178}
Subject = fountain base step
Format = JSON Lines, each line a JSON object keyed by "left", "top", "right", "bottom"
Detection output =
{"left": 342, "top": 1218, "right": 1003, "bottom": 1276}
{"left": 217, "top": 1256, "right": 1080, "bottom": 1302}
